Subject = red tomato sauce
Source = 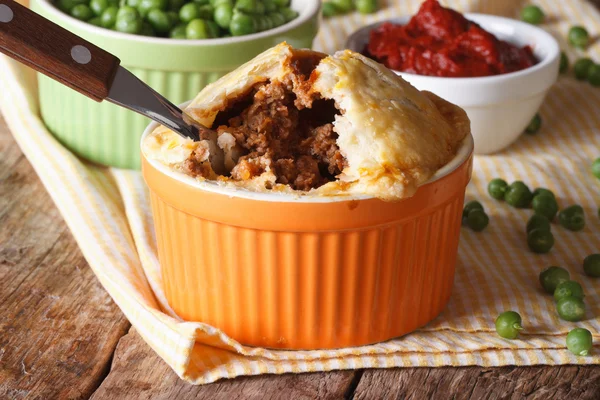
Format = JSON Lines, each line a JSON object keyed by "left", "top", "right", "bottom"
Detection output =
{"left": 365, "top": 0, "right": 537, "bottom": 77}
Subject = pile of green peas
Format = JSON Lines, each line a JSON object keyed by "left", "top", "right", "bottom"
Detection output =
{"left": 321, "top": 0, "right": 378, "bottom": 18}
{"left": 461, "top": 200, "right": 489, "bottom": 232}
{"left": 55, "top": 0, "right": 299, "bottom": 38}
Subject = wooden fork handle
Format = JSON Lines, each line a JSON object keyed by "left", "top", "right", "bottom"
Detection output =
{"left": 0, "top": 0, "right": 120, "bottom": 101}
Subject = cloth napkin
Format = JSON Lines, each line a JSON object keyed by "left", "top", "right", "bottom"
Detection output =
{"left": 1, "top": 0, "right": 599, "bottom": 385}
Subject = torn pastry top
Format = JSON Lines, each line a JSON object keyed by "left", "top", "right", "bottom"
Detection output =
{"left": 143, "top": 43, "right": 470, "bottom": 201}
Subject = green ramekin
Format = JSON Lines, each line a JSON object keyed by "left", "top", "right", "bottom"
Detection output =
{"left": 30, "top": 0, "right": 320, "bottom": 169}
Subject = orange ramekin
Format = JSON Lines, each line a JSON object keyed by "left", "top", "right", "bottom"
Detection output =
{"left": 141, "top": 122, "right": 474, "bottom": 350}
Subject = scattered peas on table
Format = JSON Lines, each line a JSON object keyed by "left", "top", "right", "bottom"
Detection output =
{"left": 539, "top": 266, "right": 570, "bottom": 294}
{"left": 495, "top": 311, "right": 523, "bottom": 339}
{"left": 568, "top": 25, "right": 590, "bottom": 49}
{"left": 55, "top": 0, "right": 300, "bottom": 38}
{"left": 520, "top": 5, "right": 545, "bottom": 25}
{"left": 558, "top": 205, "right": 585, "bottom": 231}
{"left": 559, "top": 51, "right": 569, "bottom": 74}
{"left": 553, "top": 280, "right": 584, "bottom": 302}
{"left": 462, "top": 200, "right": 489, "bottom": 232}
{"left": 566, "top": 328, "right": 593, "bottom": 356}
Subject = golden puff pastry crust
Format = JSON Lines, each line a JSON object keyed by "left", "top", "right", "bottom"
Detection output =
{"left": 143, "top": 42, "right": 470, "bottom": 201}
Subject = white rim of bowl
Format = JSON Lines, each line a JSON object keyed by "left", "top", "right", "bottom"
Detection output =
{"left": 345, "top": 13, "right": 560, "bottom": 83}
{"left": 35, "top": 0, "right": 320, "bottom": 46}
{"left": 141, "top": 110, "right": 475, "bottom": 203}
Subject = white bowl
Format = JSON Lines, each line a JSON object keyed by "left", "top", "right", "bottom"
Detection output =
{"left": 346, "top": 14, "right": 560, "bottom": 155}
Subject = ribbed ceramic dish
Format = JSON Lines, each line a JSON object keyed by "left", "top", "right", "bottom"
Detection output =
{"left": 141, "top": 120, "right": 475, "bottom": 350}
{"left": 30, "top": 0, "right": 320, "bottom": 169}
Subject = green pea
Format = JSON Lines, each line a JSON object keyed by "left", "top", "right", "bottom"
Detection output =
{"left": 169, "top": 23, "right": 187, "bottom": 38}
{"left": 331, "top": 0, "right": 353, "bottom": 13}
{"left": 195, "top": 0, "right": 211, "bottom": 5}
{"left": 140, "top": 22, "right": 155, "bottom": 36}
{"left": 57, "top": 0, "right": 87, "bottom": 13}
{"left": 504, "top": 181, "right": 533, "bottom": 208}
{"left": 527, "top": 214, "right": 551, "bottom": 234}
{"left": 527, "top": 228, "right": 554, "bottom": 254}
{"left": 588, "top": 64, "right": 600, "bottom": 87}
{"left": 206, "top": 20, "right": 221, "bottom": 37}
{"left": 583, "top": 254, "right": 600, "bottom": 277}
{"left": 147, "top": 9, "right": 172, "bottom": 34}
{"left": 280, "top": 7, "right": 298, "bottom": 22}
{"left": 186, "top": 18, "right": 211, "bottom": 39}
{"left": 466, "top": 209, "right": 489, "bottom": 232}
{"left": 558, "top": 205, "right": 585, "bottom": 231}
{"left": 566, "top": 328, "right": 593, "bottom": 356}
{"left": 573, "top": 58, "right": 594, "bottom": 80}
{"left": 117, "top": 6, "right": 139, "bottom": 21}
{"left": 559, "top": 52, "right": 569, "bottom": 74}
{"left": 70, "top": 4, "right": 94, "bottom": 21}
{"left": 554, "top": 280, "right": 585, "bottom": 302}
{"left": 539, "top": 266, "right": 570, "bottom": 294}
{"left": 268, "top": 12, "right": 286, "bottom": 28}
{"left": 532, "top": 193, "right": 558, "bottom": 221}
{"left": 115, "top": 16, "right": 143, "bottom": 34}
{"left": 568, "top": 26, "right": 590, "bottom": 49}
{"left": 525, "top": 113, "right": 542, "bottom": 134}
{"left": 592, "top": 158, "right": 600, "bottom": 180}
{"left": 179, "top": 3, "right": 200, "bottom": 23}
{"left": 100, "top": 6, "right": 118, "bottom": 28}
{"left": 169, "top": 0, "right": 186, "bottom": 11}
{"left": 230, "top": 12, "right": 256, "bottom": 35}
{"left": 271, "top": 0, "right": 289, "bottom": 6}
{"left": 127, "top": 0, "right": 142, "bottom": 7}
{"left": 462, "top": 200, "right": 483, "bottom": 219}
{"left": 90, "top": 0, "right": 109, "bottom": 16}
{"left": 355, "top": 0, "right": 378, "bottom": 15}
{"left": 322, "top": 2, "right": 340, "bottom": 17}
{"left": 521, "top": 5, "right": 544, "bottom": 25}
{"left": 88, "top": 16, "right": 102, "bottom": 26}
{"left": 214, "top": 4, "right": 234, "bottom": 28}
{"left": 495, "top": 311, "right": 523, "bottom": 339}
{"left": 556, "top": 296, "right": 586, "bottom": 322}
{"left": 488, "top": 178, "right": 508, "bottom": 200}
{"left": 139, "top": 0, "right": 169, "bottom": 18}
{"left": 532, "top": 188, "right": 555, "bottom": 199}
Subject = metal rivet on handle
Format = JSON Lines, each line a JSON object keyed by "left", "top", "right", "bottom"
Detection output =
{"left": 0, "top": 4, "right": 14, "bottom": 23}
{"left": 71, "top": 45, "right": 92, "bottom": 65}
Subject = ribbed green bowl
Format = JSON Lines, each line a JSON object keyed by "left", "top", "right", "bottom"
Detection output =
{"left": 31, "top": 0, "right": 320, "bottom": 169}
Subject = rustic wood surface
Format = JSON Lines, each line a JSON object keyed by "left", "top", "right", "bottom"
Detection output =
{"left": 3, "top": 2, "right": 600, "bottom": 396}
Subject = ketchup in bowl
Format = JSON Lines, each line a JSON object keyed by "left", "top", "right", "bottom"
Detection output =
{"left": 366, "top": 0, "right": 537, "bottom": 77}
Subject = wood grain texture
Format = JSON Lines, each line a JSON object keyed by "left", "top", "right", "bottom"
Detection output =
{"left": 353, "top": 366, "right": 600, "bottom": 399}
{"left": 91, "top": 329, "right": 359, "bottom": 400}
{"left": 0, "top": 0, "right": 120, "bottom": 101}
{"left": 0, "top": 112, "right": 130, "bottom": 399}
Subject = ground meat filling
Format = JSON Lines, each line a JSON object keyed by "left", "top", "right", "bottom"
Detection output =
{"left": 190, "top": 70, "right": 347, "bottom": 191}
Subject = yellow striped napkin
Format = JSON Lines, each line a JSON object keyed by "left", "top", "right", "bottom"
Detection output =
{"left": 1, "top": 0, "right": 599, "bottom": 385}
